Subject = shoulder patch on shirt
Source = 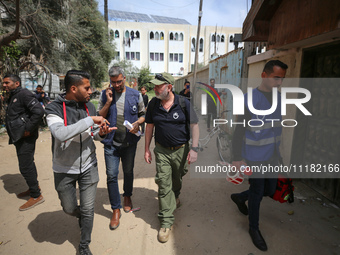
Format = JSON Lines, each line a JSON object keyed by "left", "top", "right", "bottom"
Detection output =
{"left": 173, "top": 112, "right": 179, "bottom": 119}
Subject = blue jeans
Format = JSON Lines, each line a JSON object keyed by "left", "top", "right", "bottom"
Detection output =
{"left": 104, "top": 144, "right": 137, "bottom": 210}
{"left": 238, "top": 154, "right": 279, "bottom": 230}
{"left": 54, "top": 164, "right": 99, "bottom": 248}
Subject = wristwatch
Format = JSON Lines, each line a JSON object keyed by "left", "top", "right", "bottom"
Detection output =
{"left": 191, "top": 147, "right": 199, "bottom": 152}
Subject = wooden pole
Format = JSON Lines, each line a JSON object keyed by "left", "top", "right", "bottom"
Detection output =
{"left": 192, "top": 0, "right": 203, "bottom": 107}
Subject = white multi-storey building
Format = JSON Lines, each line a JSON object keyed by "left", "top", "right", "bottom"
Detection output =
{"left": 108, "top": 10, "right": 242, "bottom": 76}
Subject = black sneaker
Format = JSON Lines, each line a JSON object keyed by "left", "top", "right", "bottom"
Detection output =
{"left": 249, "top": 228, "right": 268, "bottom": 251}
{"left": 79, "top": 245, "right": 93, "bottom": 255}
{"left": 231, "top": 193, "right": 248, "bottom": 215}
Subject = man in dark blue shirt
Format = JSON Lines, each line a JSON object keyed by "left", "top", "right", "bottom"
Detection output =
{"left": 144, "top": 72, "right": 199, "bottom": 243}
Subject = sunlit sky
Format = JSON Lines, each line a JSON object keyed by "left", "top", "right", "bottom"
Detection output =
{"left": 96, "top": 0, "right": 251, "bottom": 28}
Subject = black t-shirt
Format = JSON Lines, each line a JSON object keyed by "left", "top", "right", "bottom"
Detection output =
{"left": 232, "top": 88, "right": 274, "bottom": 161}
{"left": 145, "top": 93, "right": 198, "bottom": 147}
{"left": 142, "top": 94, "right": 148, "bottom": 108}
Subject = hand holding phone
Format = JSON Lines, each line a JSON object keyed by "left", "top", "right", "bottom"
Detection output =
{"left": 105, "top": 87, "right": 113, "bottom": 103}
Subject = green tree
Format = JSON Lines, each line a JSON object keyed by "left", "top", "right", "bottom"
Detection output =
{"left": 138, "top": 66, "right": 152, "bottom": 91}
{"left": 70, "top": 0, "right": 115, "bottom": 87}
{"left": 1, "top": 0, "right": 115, "bottom": 87}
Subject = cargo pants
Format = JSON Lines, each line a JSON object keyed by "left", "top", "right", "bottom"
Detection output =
{"left": 154, "top": 143, "right": 190, "bottom": 228}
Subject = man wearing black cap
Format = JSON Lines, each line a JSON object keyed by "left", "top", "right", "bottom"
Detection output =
{"left": 144, "top": 72, "right": 199, "bottom": 243}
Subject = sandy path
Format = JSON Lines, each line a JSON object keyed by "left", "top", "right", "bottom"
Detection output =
{"left": 0, "top": 127, "right": 339, "bottom": 255}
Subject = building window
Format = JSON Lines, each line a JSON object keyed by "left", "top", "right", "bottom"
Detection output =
{"left": 179, "top": 53, "right": 183, "bottom": 63}
{"left": 175, "top": 33, "right": 178, "bottom": 40}
{"left": 212, "top": 34, "right": 215, "bottom": 42}
{"left": 170, "top": 32, "right": 174, "bottom": 40}
{"left": 191, "top": 38, "right": 195, "bottom": 52}
{"left": 125, "top": 52, "right": 140, "bottom": 61}
{"left": 136, "top": 31, "right": 140, "bottom": 38}
{"left": 217, "top": 35, "right": 220, "bottom": 42}
{"left": 125, "top": 30, "right": 129, "bottom": 38}
{"left": 115, "top": 30, "right": 119, "bottom": 38}
{"left": 160, "top": 32, "right": 164, "bottom": 40}
{"left": 179, "top": 33, "right": 183, "bottom": 41}
{"left": 155, "top": 32, "right": 159, "bottom": 40}
{"left": 150, "top": 32, "right": 154, "bottom": 40}
{"left": 221, "top": 35, "right": 225, "bottom": 42}
{"left": 199, "top": 38, "right": 203, "bottom": 52}
{"left": 131, "top": 31, "right": 134, "bottom": 38}
{"left": 169, "top": 53, "right": 183, "bottom": 62}
{"left": 110, "top": 29, "right": 114, "bottom": 38}
{"left": 150, "top": 52, "right": 164, "bottom": 61}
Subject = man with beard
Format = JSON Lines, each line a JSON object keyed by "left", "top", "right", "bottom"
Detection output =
{"left": 144, "top": 72, "right": 199, "bottom": 243}
{"left": 45, "top": 70, "right": 115, "bottom": 255}
{"left": 97, "top": 65, "right": 145, "bottom": 230}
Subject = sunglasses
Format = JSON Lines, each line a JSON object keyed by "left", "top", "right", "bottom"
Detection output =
{"left": 155, "top": 74, "right": 170, "bottom": 84}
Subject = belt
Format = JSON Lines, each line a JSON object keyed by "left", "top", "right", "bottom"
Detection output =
{"left": 156, "top": 142, "right": 185, "bottom": 151}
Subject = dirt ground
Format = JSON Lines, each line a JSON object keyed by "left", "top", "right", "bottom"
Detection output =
{"left": 0, "top": 124, "right": 340, "bottom": 255}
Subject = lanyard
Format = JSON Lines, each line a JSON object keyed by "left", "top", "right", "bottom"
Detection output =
{"left": 63, "top": 102, "right": 93, "bottom": 137}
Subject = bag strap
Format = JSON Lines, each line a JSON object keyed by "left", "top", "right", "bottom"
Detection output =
{"left": 178, "top": 95, "right": 190, "bottom": 135}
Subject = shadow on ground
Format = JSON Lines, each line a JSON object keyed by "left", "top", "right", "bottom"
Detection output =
{"left": 28, "top": 210, "right": 80, "bottom": 252}
{"left": 1, "top": 173, "right": 28, "bottom": 198}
